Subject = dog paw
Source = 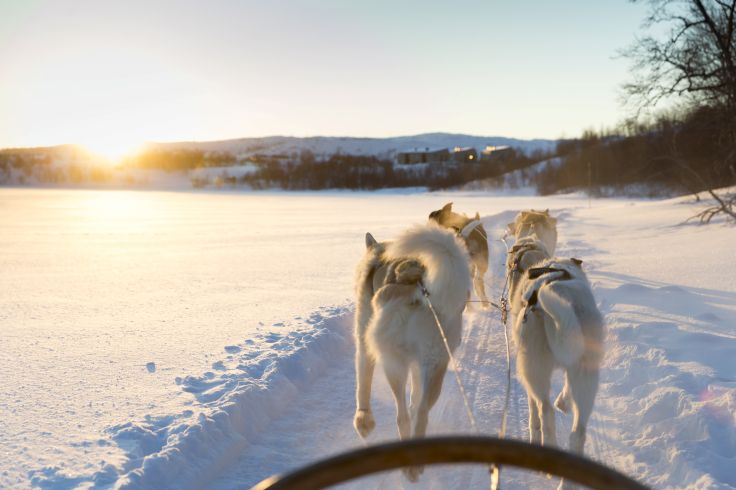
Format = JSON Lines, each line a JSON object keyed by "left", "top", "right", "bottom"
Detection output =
{"left": 554, "top": 391, "right": 570, "bottom": 414}
{"left": 402, "top": 465, "right": 424, "bottom": 482}
{"left": 353, "top": 409, "right": 375, "bottom": 438}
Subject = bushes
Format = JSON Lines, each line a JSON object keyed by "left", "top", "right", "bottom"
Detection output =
{"left": 235, "top": 150, "right": 551, "bottom": 191}
{"left": 124, "top": 149, "right": 231, "bottom": 171}
{"left": 532, "top": 106, "right": 736, "bottom": 196}
{"left": 0, "top": 144, "right": 552, "bottom": 191}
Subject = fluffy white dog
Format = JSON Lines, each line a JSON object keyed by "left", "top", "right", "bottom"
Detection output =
{"left": 510, "top": 257, "right": 605, "bottom": 462}
{"left": 353, "top": 223, "right": 470, "bottom": 481}
{"left": 507, "top": 209, "right": 558, "bottom": 256}
{"left": 506, "top": 235, "right": 553, "bottom": 321}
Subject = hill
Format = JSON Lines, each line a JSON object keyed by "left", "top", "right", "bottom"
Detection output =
{"left": 152, "top": 133, "right": 556, "bottom": 159}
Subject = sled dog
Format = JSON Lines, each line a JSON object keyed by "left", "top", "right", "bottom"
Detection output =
{"left": 429, "top": 202, "right": 490, "bottom": 306}
{"left": 510, "top": 257, "right": 604, "bottom": 464}
{"left": 507, "top": 209, "right": 558, "bottom": 255}
{"left": 506, "top": 236, "right": 552, "bottom": 321}
{"left": 353, "top": 224, "right": 470, "bottom": 481}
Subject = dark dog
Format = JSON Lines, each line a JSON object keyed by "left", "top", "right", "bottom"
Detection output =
{"left": 429, "top": 202, "right": 490, "bottom": 306}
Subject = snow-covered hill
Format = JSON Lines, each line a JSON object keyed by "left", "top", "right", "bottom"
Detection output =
{"left": 153, "top": 132, "right": 556, "bottom": 159}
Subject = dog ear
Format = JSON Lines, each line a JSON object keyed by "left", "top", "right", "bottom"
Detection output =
{"left": 474, "top": 212, "right": 480, "bottom": 220}
{"left": 365, "top": 232, "right": 378, "bottom": 250}
{"left": 544, "top": 208, "right": 550, "bottom": 215}
{"left": 571, "top": 257, "right": 583, "bottom": 267}
{"left": 441, "top": 202, "right": 453, "bottom": 213}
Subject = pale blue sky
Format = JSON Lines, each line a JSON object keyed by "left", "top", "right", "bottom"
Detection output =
{"left": 0, "top": 0, "right": 648, "bottom": 150}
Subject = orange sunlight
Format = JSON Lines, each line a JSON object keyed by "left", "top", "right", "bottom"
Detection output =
{"left": 81, "top": 138, "right": 145, "bottom": 164}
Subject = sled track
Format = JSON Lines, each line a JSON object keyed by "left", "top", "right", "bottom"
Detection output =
{"left": 211, "top": 215, "right": 619, "bottom": 489}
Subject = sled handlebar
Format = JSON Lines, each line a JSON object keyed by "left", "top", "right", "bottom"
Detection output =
{"left": 251, "top": 435, "right": 648, "bottom": 490}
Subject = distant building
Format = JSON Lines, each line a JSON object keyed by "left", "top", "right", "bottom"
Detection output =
{"left": 479, "top": 145, "right": 512, "bottom": 162}
{"left": 452, "top": 146, "right": 478, "bottom": 163}
{"left": 396, "top": 147, "right": 450, "bottom": 164}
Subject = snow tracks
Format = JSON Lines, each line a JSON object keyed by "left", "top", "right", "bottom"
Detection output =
{"left": 211, "top": 211, "right": 608, "bottom": 489}
{"left": 38, "top": 204, "right": 736, "bottom": 489}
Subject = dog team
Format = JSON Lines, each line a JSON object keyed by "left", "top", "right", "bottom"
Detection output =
{"left": 352, "top": 202, "right": 605, "bottom": 484}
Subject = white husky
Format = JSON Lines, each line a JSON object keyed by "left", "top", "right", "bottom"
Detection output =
{"left": 507, "top": 209, "right": 558, "bottom": 256}
{"left": 510, "top": 257, "right": 604, "bottom": 463}
{"left": 353, "top": 224, "right": 470, "bottom": 481}
{"left": 506, "top": 236, "right": 553, "bottom": 321}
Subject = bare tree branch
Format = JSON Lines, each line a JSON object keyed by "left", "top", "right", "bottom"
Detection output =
{"left": 621, "top": 0, "right": 736, "bottom": 224}
{"left": 623, "top": 0, "right": 736, "bottom": 113}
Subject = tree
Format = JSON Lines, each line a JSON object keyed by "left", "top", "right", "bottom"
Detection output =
{"left": 623, "top": 0, "right": 736, "bottom": 116}
{"left": 623, "top": 0, "right": 736, "bottom": 221}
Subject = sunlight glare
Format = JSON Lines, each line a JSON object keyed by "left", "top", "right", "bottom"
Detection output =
{"left": 73, "top": 190, "right": 159, "bottom": 235}
{"left": 82, "top": 138, "right": 144, "bottom": 164}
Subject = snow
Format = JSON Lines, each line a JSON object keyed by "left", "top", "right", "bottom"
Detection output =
{"left": 1, "top": 188, "right": 734, "bottom": 489}
{"left": 155, "top": 133, "right": 557, "bottom": 159}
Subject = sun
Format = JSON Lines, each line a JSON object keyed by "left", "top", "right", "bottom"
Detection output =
{"left": 81, "top": 138, "right": 145, "bottom": 164}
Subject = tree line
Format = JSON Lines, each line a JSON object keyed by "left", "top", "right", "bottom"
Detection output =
{"left": 0, "top": 144, "right": 553, "bottom": 190}
{"left": 529, "top": 0, "right": 736, "bottom": 221}
{"left": 232, "top": 149, "right": 550, "bottom": 191}
{"left": 531, "top": 105, "right": 735, "bottom": 196}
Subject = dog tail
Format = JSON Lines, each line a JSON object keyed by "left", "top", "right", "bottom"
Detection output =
{"left": 383, "top": 223, "right": 471, "bottom": 314}
{"left": 537, "top": 283, "right": 585, "bottom": 367}
{"left": 354, "top": 236, "right": 384, "bottom": 341}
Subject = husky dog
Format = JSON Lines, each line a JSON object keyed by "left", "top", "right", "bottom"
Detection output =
{"left": 429, "top": 202, "right": 490, "bottom": 306}
{"left": 353, "top": 224, "right": 470, "bottom": 481}
{"left": 511, "top": 257, "right": 604, "bottom": 466}
{"left": 507, "top": 209, "right": 558, "bottom": 255}
{"left": 506, "top": 235, "right": 552, "bottom": 321}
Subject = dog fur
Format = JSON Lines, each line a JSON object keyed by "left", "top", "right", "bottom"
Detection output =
{"left": 429, "top": 202, "right": 490, "bottom": 306}
{"left": 353, "top": 223, "right": 470, "bottom": 481}
{"left": 506, "top": 236, "right": 552, "bottom": 321}
{"left": 510, "top": 257, "right": 604, "bottom": 465}
{"left": 507, "top": 209, "right": 558, "bottom": 256}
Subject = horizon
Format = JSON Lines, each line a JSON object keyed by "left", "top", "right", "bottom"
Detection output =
{"left": 0, "top": 130, "right": 559, "bottom": 152}
{"left": 1, "top": 1, "right": 648, "bottom": 155}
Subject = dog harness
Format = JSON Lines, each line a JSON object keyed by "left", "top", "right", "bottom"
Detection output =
{"left": 459, "top": 219, "right": 486, "bottom": 240}
{"left": 509, "top": 242, "right": 544, "bottom": 273}
{"left": 521, "top": 267, "right": 572, "bottom": 323}
{"left": 524, "top": 267, "right": 572, "bottom": 306}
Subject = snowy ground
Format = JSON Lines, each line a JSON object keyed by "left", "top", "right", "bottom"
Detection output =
{"left": 1, "top": 188, "right": 734, "bottom": 489}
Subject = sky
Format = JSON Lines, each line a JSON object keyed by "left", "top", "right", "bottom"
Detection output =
{"left": 0, "top": 0, "right": 649, "bottom": 152}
